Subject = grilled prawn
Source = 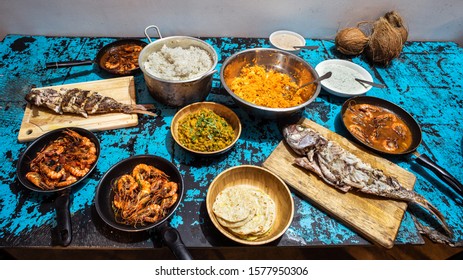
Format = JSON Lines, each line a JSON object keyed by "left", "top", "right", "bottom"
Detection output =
{"left": 26, "top": 130, "right": 97, "bottom": 190}
{"left": 112, "top": 164, "right": 179, "bottom": 226}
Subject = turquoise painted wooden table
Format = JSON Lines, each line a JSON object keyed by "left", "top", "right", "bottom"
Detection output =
{"left": 0, "top": 35, "right": 462, "bottom": 250}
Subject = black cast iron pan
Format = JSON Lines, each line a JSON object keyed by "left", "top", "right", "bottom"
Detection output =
{"left": 45, "top": 39, "right": 147, "bottom": 76}
{"left": 94, "top": 155, "right": 192, "bottom": 260}
{"left": 341, "top": 96, "right": 463, "bottom": 197}
{"left": 16, "top": 127, "right": 100, "bottom": 246}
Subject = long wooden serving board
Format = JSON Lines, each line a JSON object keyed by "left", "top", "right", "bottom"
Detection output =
{"left": 18, "top": 76, "right": 139, "bottom": 142}
{"left": 262, "top": 119, "right": 416, "bottom": 248}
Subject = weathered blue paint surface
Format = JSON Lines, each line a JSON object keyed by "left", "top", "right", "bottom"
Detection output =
{"left": 0, "top": 35, "right": 462, "bottom": 249}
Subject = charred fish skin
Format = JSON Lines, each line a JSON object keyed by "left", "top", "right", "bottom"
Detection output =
{"left": 94, "top": 96, "right": 131, "bottom": 114}
{"left": 83, "top": 91, "right": 105, "bottom": 115}
{"left": 283, "top": 124, "right": 452, "bottom": 236}
{"left": 25, "top": 87, "right": 155, "bottom": 117}
{"left": 61, "top": 88, "right": 90, "bottom": 117}
{"left": 26, "top": 88, "right": 63, "bottom": 114}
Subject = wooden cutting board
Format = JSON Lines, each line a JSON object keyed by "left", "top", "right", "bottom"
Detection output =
{"left": 262, "top": 119, "right": 416, "bottom": 248}
{"left": 18, "top": 76, "right": 139, "bottom": 142}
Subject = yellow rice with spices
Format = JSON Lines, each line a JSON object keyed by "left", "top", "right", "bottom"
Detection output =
{"left": 230, "top": 65, "right": 315, "bottom": 108}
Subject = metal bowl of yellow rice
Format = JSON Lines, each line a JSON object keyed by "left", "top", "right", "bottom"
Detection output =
{"left": 220, "top": 48, "right": 321, "bottom": 119}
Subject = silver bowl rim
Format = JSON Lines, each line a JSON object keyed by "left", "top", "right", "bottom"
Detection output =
{"left": 139, "top": 35, "right": 219, "bottom": 84}
{"left": 220, "top": 48, "right": 321, "bottom": 113}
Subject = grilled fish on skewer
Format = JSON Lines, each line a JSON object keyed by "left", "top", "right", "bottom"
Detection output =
{"left": 283, "top": 124, "right": 452, "bottom": 236}
{"left": 25, "top": 88, "right": 156, "bottom": 118}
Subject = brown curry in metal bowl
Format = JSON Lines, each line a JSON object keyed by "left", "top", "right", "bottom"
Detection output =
{"left": 100, "top": 43, "right": 144, "bottom": 74}
{"left": 342, "top": 102, "right": 413, "bottom": 154}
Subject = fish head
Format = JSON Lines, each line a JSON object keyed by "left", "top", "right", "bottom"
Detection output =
{"left": 25, "top": 90, "right": 38, "bottom": 103}
{"left": 283, "top": 124, "right": 322, "bottom": 155}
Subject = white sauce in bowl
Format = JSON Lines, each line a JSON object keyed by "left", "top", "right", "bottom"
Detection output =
{"left": 270, "top": 31, "right": 305, "bottom": 51}
{"left": 316, "top": 59, "right": 373, "bottom": 97}
{"left": 321, "top": 64, "right": 366, "bottom": 93}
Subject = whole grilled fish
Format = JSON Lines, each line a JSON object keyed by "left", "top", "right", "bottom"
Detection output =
{"left": 283, "top": 124, "right": 452, "bottom": 236}
{"left": 25, "top": 88, "right": 156, "bottom": 118}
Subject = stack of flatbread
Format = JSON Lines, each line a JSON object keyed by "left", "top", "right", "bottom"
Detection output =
{"left": 212, "top": 185, "right": 276, "bottom": 240}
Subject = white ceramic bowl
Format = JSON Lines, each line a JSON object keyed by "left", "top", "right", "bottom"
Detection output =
{"left": 269, "top": 30, "right": 306, "bottom": 53}
{"left": 315, "top": 59, "right": 373, "bottom": 98}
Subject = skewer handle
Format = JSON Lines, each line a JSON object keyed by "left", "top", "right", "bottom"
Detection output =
{"left": 46, "top": 60, "right": 94, "bottom": 69}
{"left": 355, "top": 78, "right": 386, "bottom": 88}
{"left": 293, "top": 45, "right": 319, "bottom": 50}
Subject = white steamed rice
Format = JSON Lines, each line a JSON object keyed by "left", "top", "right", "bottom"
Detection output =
{"left": 144, "top": 44, "right": 213, "bottom": 81}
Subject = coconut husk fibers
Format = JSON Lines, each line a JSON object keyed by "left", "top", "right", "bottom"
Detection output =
{"left": 384, "top": 11, "right": 408, "bottom": 43}
{"left": 335, "top": 27, "right": 369, "bottom": 55}
{"left": 365, "top": 17, "right": 404, "bottom": 66}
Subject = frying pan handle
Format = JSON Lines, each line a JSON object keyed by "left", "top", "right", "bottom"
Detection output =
{"left": 55, "top": 192, "right": 72, "bottom": 247}
{"left": 416, "top": 153, "right": 463, "bottom": 197}
{"left": 46, "top": 60, "right": 94, "bottom": 69}
{"left": 144, "top": 25, "right": 163, "bottom": 43}
{"left": 159, "top": 226, "right": 193, "bottom": 260}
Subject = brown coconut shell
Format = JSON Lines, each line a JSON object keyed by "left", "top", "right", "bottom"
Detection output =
{"left": 335, "top": 27, "right": 369, "bottom": 55}
{"left": 384, "top": 11, "right": 408, "bottom": 43}
{"left": 365, "top": 17, "right": 403, "bottom": 66}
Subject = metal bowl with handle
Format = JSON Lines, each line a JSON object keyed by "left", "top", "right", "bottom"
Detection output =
{"left": 138, "top": 25, "right": 218, "bottom": 107}
{"left": 220, "top": 48, "right": 321, "bottom": 119}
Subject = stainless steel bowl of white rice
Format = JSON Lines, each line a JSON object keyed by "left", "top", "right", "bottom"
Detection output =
{"left": 139, "top": 25, "right": 218, "bottom": 107}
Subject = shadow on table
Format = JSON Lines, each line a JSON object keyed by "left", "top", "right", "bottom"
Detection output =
{"left": 43, "top": 69, "right": 95, "bottom": 85}
{"left": 90, "top": 204, "right": 152, "bottom": 244}
{"left": 198, "top": 200, "right": 287, "bottom": 248}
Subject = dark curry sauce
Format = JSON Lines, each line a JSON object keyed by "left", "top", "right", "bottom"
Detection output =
{"left": 343, "top": 103, "right": 413, "bottom": 154}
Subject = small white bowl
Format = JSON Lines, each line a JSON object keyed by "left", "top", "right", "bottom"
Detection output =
{"left": 315, "top": 59, "right": 374, "bottom": 98}
{"left": 269, "top": 30, "right": 306, "bottom": 53}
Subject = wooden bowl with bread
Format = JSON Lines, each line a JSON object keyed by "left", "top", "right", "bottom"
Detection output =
{"left": 206, "top": 165, "right": 294, "bottom": 245}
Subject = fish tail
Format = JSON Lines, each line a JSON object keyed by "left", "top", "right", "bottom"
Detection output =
{"left": 129, "top": 104, "right": 157, "bottom": 117}
{"left": 412, "top": 194, "right": 453, "bottom": 237}
{"left": 137, "top": 104, "right": 156, "bottom": 110}
{"left": 130, "top": 110, "right": 157, "bottom": 116}
{"left": 412, "top": 215, "right": 455, "bottom": 246}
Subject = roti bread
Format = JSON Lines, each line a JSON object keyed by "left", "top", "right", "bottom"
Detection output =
{"left": 212, "top": 185, "right": 276, "bottom": 240}
{"left": 256, "top": 193, "right": 276, "bottom": 235}
{"left": 216, "top": 209, "right": 256, "bottom": 228}
{"left": 212, "top": 185, "right": 255, "bottom": 222}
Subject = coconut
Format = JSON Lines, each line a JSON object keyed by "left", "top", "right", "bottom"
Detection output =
{"left": 384, "top": 11, "right": 408, "bottom": 44}
{"left": 365, "top": 17, "right": 403, "bottom": 65}
{"left": 335, "top": 27, "right": 369, "bottom": 55}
